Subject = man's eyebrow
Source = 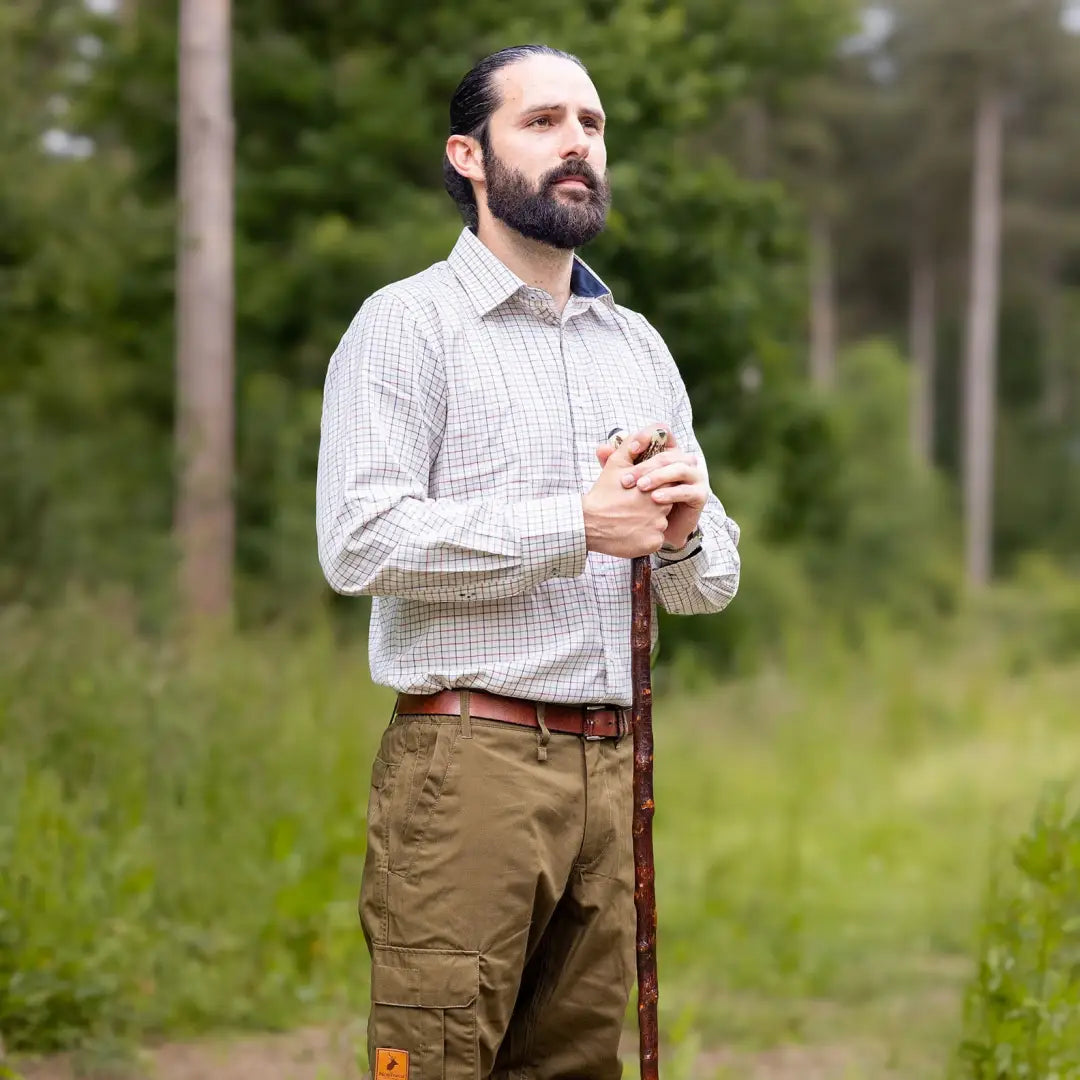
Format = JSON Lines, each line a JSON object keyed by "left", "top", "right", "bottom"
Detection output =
{"left": 520, "top": 103, "right": 606, "bottom": 122}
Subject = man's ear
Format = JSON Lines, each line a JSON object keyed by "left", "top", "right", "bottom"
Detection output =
{"left": 446, "top": 134, "right": 485, "bottom": 183}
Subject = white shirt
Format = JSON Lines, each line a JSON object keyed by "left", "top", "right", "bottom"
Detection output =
{"left": 316, "top": 227, "right": 740, "bottom": 706}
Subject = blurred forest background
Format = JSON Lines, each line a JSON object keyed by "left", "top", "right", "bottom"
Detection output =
{"left": 5, "top": 1, "right": 1080, "bottom": 1078}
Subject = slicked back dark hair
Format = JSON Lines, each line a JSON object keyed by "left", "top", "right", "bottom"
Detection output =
{"left": 443, "top": 44, "right": 588, "bottom": 228}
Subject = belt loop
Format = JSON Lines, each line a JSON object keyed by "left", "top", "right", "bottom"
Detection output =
{"left": 535, "top": 702, "right": 550, "bottom": 763}
{"left": 459, "top": 689, "right": 472, "bottom": 740}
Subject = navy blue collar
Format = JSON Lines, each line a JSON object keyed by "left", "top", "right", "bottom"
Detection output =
{"left": 570, "top": 256, "right": 610, "bottom": 299}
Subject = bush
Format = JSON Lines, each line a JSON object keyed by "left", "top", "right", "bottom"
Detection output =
{"left": 800, "top": 339, "right": 961, "bottom": 630}
{"left": 974, "top": 553, "right": 1080, "bottom": 671}
{"left": 0, "top": 592, "right": 391, "bottom": 1053}
{"left": 658, "top": 338, "right": 963, "bottom": 675}
{"left": 954, "top": 783, "right": 1080, "bottom": 1079}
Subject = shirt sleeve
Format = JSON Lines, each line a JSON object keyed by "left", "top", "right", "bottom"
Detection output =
{"left": 639, "top": 322, "right": 741, "bottom": 616}
{"left": 316, "top": 291, "right": 587, "bottom": 602}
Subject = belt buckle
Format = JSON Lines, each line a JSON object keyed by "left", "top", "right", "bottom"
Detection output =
{"left": 583, "top": 703, "right": 605, "bottom": 740}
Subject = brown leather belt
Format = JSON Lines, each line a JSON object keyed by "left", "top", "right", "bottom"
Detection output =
{"left": 395, "top": 689, "right": 629, "bottom": 739}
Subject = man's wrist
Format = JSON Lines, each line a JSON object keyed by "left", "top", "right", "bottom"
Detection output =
{"left": 658, "top": 524, "right": 703, "bottom": 557}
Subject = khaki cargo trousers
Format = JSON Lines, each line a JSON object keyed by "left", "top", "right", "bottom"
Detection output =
{"left": 359, "top": 699, "right": 636, "bottom": 1080}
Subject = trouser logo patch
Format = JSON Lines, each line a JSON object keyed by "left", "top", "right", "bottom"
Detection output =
{"left": 375, "top": 1048, "right": 409, "bottom": 1080}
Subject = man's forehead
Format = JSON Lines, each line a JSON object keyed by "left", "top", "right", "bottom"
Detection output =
{"left": 493, "top": 55, "right": 603, "bottom": 114}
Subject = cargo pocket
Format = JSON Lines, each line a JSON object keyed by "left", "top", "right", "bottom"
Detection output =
{"left": 368, "top": 945, "right": 480, "bottom": 1080}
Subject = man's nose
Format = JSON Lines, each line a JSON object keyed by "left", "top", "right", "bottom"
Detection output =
{"left": 560, "top": 120, "right": 590, "bottom": 160}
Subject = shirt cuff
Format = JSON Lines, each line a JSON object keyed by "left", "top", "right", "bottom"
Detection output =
{"left": 654, "top": 527, "right": 704, "bottom": 565}
{"left": 651, "top": 538, "right": 706, "bottom": 592}
{"left": 513, "top": 493, "right": 588, "bottom": 581}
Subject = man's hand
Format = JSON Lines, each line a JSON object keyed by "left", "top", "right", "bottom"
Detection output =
{"left": 595, "top": 423, "right": 707, "bottom": 551}
{"left": 582, "top": 425, "right": 672, "bottom": 557}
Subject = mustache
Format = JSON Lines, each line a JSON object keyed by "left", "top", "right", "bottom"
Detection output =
{"left": 544, "top": 160, "right": 602, "bottom": 191}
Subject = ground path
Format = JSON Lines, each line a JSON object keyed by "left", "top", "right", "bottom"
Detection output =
{"left": 8, "top": 1025, "right": 900, "bottom": 1080}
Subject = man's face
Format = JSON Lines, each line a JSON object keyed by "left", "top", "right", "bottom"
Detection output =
{"left": 480, "top": 55, "right": 611, "bottom": 250}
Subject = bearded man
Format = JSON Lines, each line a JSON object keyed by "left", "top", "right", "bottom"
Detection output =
{"left": 316, "top": 43, "right": 741, "bottom": 1080}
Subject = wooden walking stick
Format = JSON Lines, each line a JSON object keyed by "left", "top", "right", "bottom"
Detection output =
{"left": 610, "top": 426, "right": 669, "bottom": 1080}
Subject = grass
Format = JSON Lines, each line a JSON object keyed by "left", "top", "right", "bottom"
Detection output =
{"left": 0, "top": 592, "right": 391, "bottom": 1050}
{"left": 647, "top": 635, "right": 1080, "bottom": 1078}
{"left": 3, "top": 590, "right": 1080, "bottom": 1078}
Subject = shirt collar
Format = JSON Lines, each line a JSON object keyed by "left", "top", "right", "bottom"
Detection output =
{"left": 570, "top": 253, "right": 613, "bottom": 303}
{"left": 447, "top": 227, "right": 614, "bottom": 316}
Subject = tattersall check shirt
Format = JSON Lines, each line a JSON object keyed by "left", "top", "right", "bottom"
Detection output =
{"left": 316, "top": 227, "right": 740, "bottom": 707}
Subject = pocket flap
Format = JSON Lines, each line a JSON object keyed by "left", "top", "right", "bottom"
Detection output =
{"left": 371, "top": 945, "right": 479, "bottom": 1008}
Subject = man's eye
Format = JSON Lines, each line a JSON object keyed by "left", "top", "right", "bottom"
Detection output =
{"left": 530, "top": 116, "right": 551, "bottom": 128}
{"left": 583, "top": 118, "right": 599, "bottom": 131}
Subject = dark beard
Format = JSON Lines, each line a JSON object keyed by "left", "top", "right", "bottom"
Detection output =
{"left": 483, "top": 151, "right": 611, "bottom": 250}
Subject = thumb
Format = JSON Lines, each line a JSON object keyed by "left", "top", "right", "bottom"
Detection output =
{"left": 595, "top": 443, "right": 617, "bottom": 468}
{"left": 601, "top": 429, "right": 636, "bottom": 468}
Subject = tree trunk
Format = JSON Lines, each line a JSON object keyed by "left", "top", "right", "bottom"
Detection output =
{"left": 909, "top": 229, "right": 936, "bottom": 464}
{"left": 744, "top": 99, "right": 771, "bottom": 180}
{"left": 175, "top": 0, "right": 235, "bottom": 621}
{"left": 1040, "top": 285, "right": 1067, "bottom": 428}
{"left": 809, "top": 209, "right": 836, "bottom": 389}
{"left": 962, "top": 81, "right": 1004, "bottom": 587}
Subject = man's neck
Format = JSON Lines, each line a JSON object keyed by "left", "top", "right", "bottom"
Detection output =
{"left": 475, "top": 217, "right": 575, "bottom": 312}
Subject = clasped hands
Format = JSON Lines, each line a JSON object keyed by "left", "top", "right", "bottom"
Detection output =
{"left": 582, "top": 421, "right": 707, "bottom": 559}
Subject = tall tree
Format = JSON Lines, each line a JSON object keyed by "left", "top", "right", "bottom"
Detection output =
{"left": 963, "top": 78, "right": 1004, "bottom": 586}
{"left": 809, "top": 205, "right": 838, "bottom": 388}
{"left": 908, "top": 224, "right": 937, "bottom": 462}
{"left": 881, "top": 0, "right": 1072, "bottom": 582}
{"left": 42, "top": 0, "right": 859, "bottom": 625}
{"left": 770, "top": 75, "right": 851, "bottom": 390}
{"left": 731, "top": 77, "right": 847, "bottom": 390}
{"left": 175, "top": 0, "right": 234, "bottom": 620}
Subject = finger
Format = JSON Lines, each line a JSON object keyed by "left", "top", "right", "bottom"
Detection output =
{"left": 649, "top": 483, "right": 707, "bottom": 506}
{"left": 638, "top": 463, "right": 700, "bottom": 490}
{"left": 643, "top": 451, "right": 697, "bottom": 473}
{"left": 620, "top": 451, "right": 697, "bottom": 486}
{"left": 603, "top": 436, "right": 639, "bottom": 468}
{"left": 628, "top": 460, "right": 700, "bottom": 490}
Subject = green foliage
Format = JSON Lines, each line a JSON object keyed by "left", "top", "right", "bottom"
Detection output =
{"left": 955, "top": 784, "right": 1080, "bottom": 1079}
{"left": 0, "top": 0, "right": 857, "bottom": 619}
{"left": 5, "top": 590, "right": 1080, "bottom": 1070}
{"left": 996, "top": 411, "right": 1080, "bottom": 576}
{"left": 0, "top": 593, "right": 391, "bottom": 1052}
{"left": 976, "top": 554, "right": 1080, "bottom": 672}
{"left": 594, "top": 159, "right": 806, "bottom": 449}
{"left": 661, "top": 338, "right": 961, "bottom": 673}
{"left": 1, "top": 0, "right": 977, "bottom": 664}
{"left": 4, "top": 0, "right": 1078, "bottom": 637}
{"left": 800, "top": 340, "right": 960, "bottom": 627}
